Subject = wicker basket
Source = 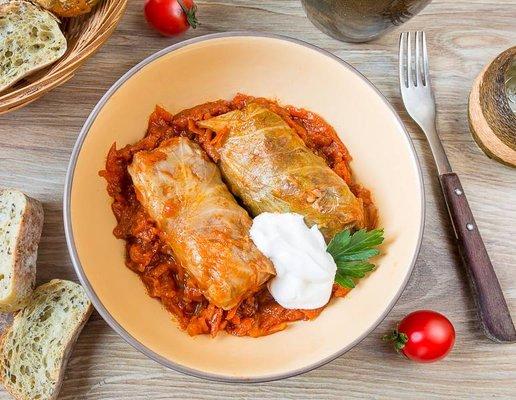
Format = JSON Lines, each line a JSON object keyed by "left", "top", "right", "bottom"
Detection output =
{"left": 0, "top": 0, "right": 127, "bottom": 115}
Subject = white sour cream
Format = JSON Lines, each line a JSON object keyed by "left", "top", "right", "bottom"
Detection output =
{"left": 249, "top": 212, "right": 337, "bottom": 310}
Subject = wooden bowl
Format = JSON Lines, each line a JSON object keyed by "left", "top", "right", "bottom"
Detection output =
{"left": 0, "top": 0, "right": 127, "bottom": 115}
{"left": 64, "top": 33, "right": 425, "bottom": 382}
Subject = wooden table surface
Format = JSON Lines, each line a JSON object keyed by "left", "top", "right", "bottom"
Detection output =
{"left": 1, "top": 0, "right": 515, "bottom": 399}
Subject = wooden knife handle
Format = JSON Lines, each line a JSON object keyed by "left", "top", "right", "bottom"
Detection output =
{"left": 439, "top": 172, "right": 516, "bottom": 343}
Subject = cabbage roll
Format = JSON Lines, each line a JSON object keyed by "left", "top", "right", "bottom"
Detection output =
{"left": 128, "top": 137, "right": 275, "bottom": 310}
{"left": 198, "top": 103, "right": 365, "bottom": 241}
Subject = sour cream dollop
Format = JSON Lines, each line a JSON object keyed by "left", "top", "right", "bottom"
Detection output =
{"left": 249, "top": 212, "right": 337, "bottom": 309}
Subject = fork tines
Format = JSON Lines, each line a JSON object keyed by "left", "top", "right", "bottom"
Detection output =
{"left": 399, "top": 31, "right": 430, "bottom": 88}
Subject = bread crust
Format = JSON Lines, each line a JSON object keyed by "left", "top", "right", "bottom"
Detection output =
{"left": 33, "top": 0, "right": 101, "bottom": 17}
{"left": 0, "top": 190, "right": 44, "bottom": 312}
{"left": 0, "top": 280, "right": 93, "bottom": 400}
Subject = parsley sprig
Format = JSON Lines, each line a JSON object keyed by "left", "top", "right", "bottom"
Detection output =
{"left": 327, "top": 229, "right": 384, "bottom": 288}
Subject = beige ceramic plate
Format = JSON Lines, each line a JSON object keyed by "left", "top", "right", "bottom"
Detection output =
{"left": 64, "top": 33, "right": 424, "bottom": 382}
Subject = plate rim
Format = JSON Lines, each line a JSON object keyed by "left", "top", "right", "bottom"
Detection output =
{"left": 63, "top": 31, "right": 426, "bottom": 383}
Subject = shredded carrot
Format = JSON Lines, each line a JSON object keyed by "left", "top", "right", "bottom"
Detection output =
{"left": 100, "top": 95, "right": 377, "bottom": 337}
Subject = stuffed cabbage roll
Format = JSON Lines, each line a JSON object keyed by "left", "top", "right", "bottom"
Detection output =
{"left": 128, "top": 137, "right": 275, "bottom": 310}
{"left": 198, "top": 103, "right": 365, "bottom": 241}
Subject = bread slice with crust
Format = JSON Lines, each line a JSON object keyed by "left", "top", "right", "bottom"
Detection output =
{"left": 0, "top": 280, "right": 93, "bottom": 400}
{"left": 0, "top": 189, "right": 44, "bottom": 312}
{"left": 0, "top": 0, "right": 67, "bottom": 92}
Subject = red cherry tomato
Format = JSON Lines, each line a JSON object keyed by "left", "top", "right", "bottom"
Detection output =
{"left": 144, "top": 0, "right": 198, "bottom": 37}
{"left": 385, "top": 310, "right": 455, "bottom": 363}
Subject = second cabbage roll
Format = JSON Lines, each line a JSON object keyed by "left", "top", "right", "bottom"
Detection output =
{"left": 128, "top": 137, "right": 275, "bottom": 310}
{"left": 198, "top": 103, "right": 365, "bottom": 241}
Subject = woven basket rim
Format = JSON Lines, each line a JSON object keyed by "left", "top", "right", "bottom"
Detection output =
{"left": 0, "top": 0, "right": 128, "bottom": 114}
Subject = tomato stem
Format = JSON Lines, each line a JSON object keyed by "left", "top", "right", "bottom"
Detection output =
{"left": 177, "top": 0, "right": 199, "bottom": 29}
{"left": 382, "top": 330, "right": 408, "bottom": 352}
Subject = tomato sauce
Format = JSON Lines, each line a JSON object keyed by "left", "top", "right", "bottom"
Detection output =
{"left": 100, "top": 94, "right": 377, "bottom": 337}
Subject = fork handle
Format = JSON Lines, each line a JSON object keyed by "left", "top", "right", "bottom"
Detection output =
{"left": 439, "top": 172, "right": 516, "bottom": 343}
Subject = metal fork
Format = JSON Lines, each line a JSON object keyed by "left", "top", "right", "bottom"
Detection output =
{"left": 399, "top": 31, "right": 515, "bottom": 343}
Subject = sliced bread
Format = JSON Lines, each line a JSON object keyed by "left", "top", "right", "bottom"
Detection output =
{"left": 0, "top": 189, "right": 44, "bottom": 312}
{"left": 0, "top": 0, "right": 67, "bottom": 92}
{"left": 0, "top": 280, "right": 93, "bottom": 400}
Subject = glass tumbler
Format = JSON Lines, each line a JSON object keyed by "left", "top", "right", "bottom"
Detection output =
{"left": 301, "top": 0, "right": 432, "bottom": 43}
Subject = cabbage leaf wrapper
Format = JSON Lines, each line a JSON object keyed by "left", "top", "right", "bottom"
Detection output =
{"left": 199, "top": 103, "right": 365, "bottom": 241}
{"left": 128, "top": 137, "right": 275, "bottom": 310}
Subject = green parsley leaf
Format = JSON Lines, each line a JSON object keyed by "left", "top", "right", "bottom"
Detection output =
{"left": 328, "top": 229, "right": 384, "bottom": 289}
{"left": 336, "top": 261, "right": 376, "bottom": 278}
{"left": 335, "top": 270, "right": 356, "bottom": 289}
{"left": 333, "top": 248, "right": 380, "bottom": 262}
{"left": 328, "top": 228, "right": 384, "bottom": 260}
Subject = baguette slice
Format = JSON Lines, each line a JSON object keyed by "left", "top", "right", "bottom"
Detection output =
{"left": 0, "top": 0, "right": 67, "bottom": 92}
{"left": 0, "top": 280, "right": 93, "bottom": 400}
{"left": 0, "top": 189, "right": 44, "bottom": 312}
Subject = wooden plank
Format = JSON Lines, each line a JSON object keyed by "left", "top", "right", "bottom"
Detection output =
{"left": 0, "top": 0, "right": 514, "bottom": 398}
